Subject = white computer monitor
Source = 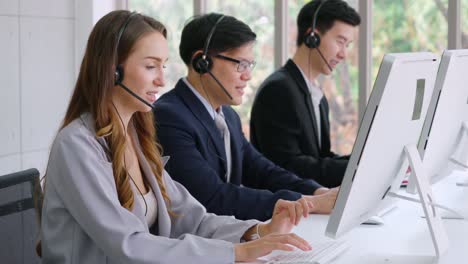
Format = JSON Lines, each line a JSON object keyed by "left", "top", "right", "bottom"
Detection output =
{"left": 407, "top": 49, "right": 468, "bottom": 193}
{"left": 325, "top": 53, "right": 446, "bottom": 254}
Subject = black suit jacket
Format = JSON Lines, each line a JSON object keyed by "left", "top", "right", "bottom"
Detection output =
{"left": 250, "top": 59, "right": 348, "bottom": 188}
{"left": 153, "top": 79, "right": 321, "bottom": 221}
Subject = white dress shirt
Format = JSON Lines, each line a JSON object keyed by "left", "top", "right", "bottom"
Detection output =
{"left": 295, "top": 62, "right": 324, "bottom": 148}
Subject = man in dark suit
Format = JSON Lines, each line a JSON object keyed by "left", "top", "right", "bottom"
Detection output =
{"left": 250, "top": 0, "right": 361, "bottom": 188}
{"left": 153, "top": 13, "right": 338, "bottom": 221}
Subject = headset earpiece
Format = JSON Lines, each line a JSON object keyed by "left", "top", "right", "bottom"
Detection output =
{"left": 192, "top": 15, "right": 224, "bottom": 75}
{"left": 304, "top": 0, "right": 328, "bottom": 49}
{"left": 192, "top": 53, "right": 212, "bottom": 74}
{"left": 114, "top": 12, "right": 136, "bottom": 86}
{"left": 190, "top": 15, "right": 233, "bottom": 100}
{"left": 114, "top": 65, "right": 124, "bottom": 85}
{"left": 112, "top": 12, "right": 154, "bottom": 109}
{"left": 304, "top": 31, "right": 321, "bottom": 49}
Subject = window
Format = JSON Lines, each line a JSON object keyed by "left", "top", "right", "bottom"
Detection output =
{"left": 288, "top": 0, "right": 359, "bottom": 155}
{"left": 373, "top": 0, "right": 448, "bottom": 80}
{"left": 463, "top": 0, "right": 468, "bottom": 48}
{"left": 127, "top": 0, "right": 459, "bottom": 155}
{"left": 129, "top": 0, "right": 193, "bottom": 93}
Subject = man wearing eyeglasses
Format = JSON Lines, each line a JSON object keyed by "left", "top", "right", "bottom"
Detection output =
{"left": 153, "top": 13, "right": 339, "bottom": 221}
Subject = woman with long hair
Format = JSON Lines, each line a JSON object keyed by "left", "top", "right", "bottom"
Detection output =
{"left": 40, "top": 10, "right": 313, "bottom": 263}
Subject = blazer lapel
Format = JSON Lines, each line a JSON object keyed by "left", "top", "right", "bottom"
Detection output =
{"left": 130, "top": 126, "right": 172, "bottom": 237}
{"left": 80, "top": 113, "right": 151, "bottom": 229}
{"left": 82, "top": 113, "right": 171, "bottom": 235}
{"left": 319, "top": 97, "right": 331, "bottom": 153}
{"left": 284, "top": 60, "right": 321, "bottom": 148}
{"left": 174, "top": 80, "right": 228, "bottom": 166}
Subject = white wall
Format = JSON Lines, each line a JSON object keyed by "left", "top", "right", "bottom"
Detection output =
{"left": 0, "top": 0, "right": 119, "bottom": 176}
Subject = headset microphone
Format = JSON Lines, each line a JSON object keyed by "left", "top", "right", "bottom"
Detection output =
{"left": 316, "top": 48, "right": 333, "bottom": 72}
{"left": 206, "top": 71, "right": 233, "bottom": 99}
{"left": 114, "top": 12, "right": 155, "bottom": 109}
{"left": 115, "top": 65, "right": 154, "bottom": 109}
{"left": 192, "top": 15, "right": 233, "bottom": 100}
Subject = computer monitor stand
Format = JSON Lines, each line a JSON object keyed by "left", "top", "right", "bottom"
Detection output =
{"left": 451, "top": 121, "right": 468, "bottom": 186}
{"left": 388, "top": 144, "right": 449, "bottom": 257}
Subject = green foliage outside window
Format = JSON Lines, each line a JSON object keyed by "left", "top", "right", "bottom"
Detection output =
{"left": 130, "top": 0, "right": 465, "bottom": 155}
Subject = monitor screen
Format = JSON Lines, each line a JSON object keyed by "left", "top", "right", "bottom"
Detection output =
{"left": 408, "top": 49, "right": 468, "bottom": 192}
{"left": 326, "top": 52, "right": 439, "bottom": 239}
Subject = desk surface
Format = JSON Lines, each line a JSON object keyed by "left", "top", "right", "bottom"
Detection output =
{"left": 250, "top": 171, "right": 468, "bottom": 264}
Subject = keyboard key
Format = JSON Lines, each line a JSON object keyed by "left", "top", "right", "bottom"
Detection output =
{"left": 264, "top": 240, "right": 349, "bottom": 264}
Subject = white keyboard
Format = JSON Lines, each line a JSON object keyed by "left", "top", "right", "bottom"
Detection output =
{"left": 263, "top": 240, "right": 349, "bottom": 264}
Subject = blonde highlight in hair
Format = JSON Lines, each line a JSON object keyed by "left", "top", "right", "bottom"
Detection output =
{"left": 95, "top": 108, "right": 135, "bottom": 210}
{"left": 134, "top": 112, "right": 173, "bottom": 210}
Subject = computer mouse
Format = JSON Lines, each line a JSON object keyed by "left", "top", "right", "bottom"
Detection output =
{"left": 362, "top": 215, "right": 384, "bottom": 225}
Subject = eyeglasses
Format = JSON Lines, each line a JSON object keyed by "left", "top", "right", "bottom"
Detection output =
{"left": 214, "top": 54, "right": 256, "bottom": 73}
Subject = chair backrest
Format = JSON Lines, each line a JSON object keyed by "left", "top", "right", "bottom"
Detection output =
{"left": 0, "top": 168, "right": 42, "bottom": 263}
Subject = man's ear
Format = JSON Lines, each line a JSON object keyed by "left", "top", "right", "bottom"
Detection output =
{"left": 191, "top": 50, "right": 204, "bottom": 62}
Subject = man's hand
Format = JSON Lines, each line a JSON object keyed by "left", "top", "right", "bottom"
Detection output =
{"left": 304, "top": 187, "right": 339, "bottom": 214}
{"left": 313, "top": 187, "right": 330, "bottom": 195}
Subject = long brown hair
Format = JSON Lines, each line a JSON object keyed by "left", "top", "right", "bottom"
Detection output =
{"left": 63, "top": 10, "right": 172, "bottom": 212}
{"left": 37, "top": 11, "right": 172, "bottom": 257}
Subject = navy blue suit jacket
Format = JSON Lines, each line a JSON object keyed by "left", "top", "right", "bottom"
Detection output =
{"left": 153, "top": 79, "right": 322, "bottom": 221}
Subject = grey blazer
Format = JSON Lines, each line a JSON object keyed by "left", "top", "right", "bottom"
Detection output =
{"left": 41, "top": 113, "right": 258, "bottom": 264}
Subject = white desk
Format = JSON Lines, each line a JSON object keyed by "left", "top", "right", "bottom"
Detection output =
{"left": 251, "top": 171, "right": 468, "bottom": 263}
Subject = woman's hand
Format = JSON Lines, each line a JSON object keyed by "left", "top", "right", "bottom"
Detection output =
{"left": 235, "top": 198, "right": 314, "bottom": 262}
{"left": 264, "top": 198, "right": 312, "bottom": 235}
{"left": 241, "top": 198, "right": 311, "bottom": 242}
{"left": 234, "top": 233, "right": 312, "bottom": 262}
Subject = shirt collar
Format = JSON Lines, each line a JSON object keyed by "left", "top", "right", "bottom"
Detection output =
{"left": 183, "top": 77, "right": 223, "bottom": 120}
{"left": 293, "top": 61, "right": 324, "bottom": 104}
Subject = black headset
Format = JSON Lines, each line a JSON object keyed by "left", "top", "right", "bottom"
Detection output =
{"left": 111, "top": 12, "right": 150, "bottom": 216}
{"left": 112, "top": 12, "right": 154, "bottom": 109}
{"left": 304, "top": 0, "right": 327, "bottom": 49}
{"left": 192, "top": 15, "right": 225, "bottom": 74}
{"left": 114, "top": 12, "right": 138, "bottom": 85}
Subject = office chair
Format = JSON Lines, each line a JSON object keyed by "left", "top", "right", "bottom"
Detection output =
{"left": 0, "top": 168, "right": 42, "bottom": 263}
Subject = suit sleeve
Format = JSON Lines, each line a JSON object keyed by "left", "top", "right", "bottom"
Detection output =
{"left": 162, "top": 170, "right": 259, "bottom": 242}
{"left": 251, "top": 79, "right": 348, "bottom": 188}
{"left": 154, "top": 104, "right": 306, "bottom": 221}
{"left": 44, "top": 127, "right": 237, "bottom": 264}
{"left": 220, "top": 107, "right": 322, "bottom": 195}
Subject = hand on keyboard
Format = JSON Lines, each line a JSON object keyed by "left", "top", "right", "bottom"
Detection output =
{"left": 267, "top": 198, "right": 313, "bottom": 234}
{"left": 236, "top": 198, "right": 314, "bottom": 262}
{"left": 234, "top": 233, "right": 312, "bottom": 262}
{"left": 262, "top": 239, "right": 349, "bottom": 264}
